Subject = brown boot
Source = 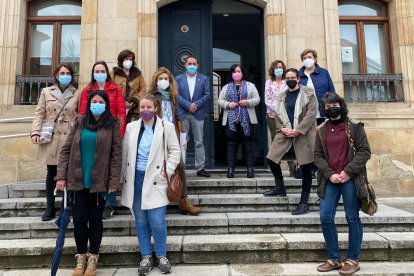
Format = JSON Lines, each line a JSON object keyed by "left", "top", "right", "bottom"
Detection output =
{"left": 179, "top": 195, "right": 201, "bottom": 216}
{"left": 72, "top": 253, "right": 87, "bottom": 276}
{"left": 84, "top": 253, "right": 99, "bottom": 276}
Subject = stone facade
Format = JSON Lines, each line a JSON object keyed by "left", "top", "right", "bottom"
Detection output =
{"left": 0, "top": 0, "right": 413, "bottom": 196}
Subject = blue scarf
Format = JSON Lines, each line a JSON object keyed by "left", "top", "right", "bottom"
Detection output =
{"left": 226, "top": 81, "right": 250, "bottom": 135}
{"left": 157, "top": 87, "right": 171, "bottom": 101}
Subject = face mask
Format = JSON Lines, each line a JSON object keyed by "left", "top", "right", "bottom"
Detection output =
{"left": 157, "top": 79, "right": 170, "bottom": 90}
{"left": 186, "top": 65, "right": 197, "bottom": 74}
{"left": 94, "top": 73, "right": 107, "bottom": 83}
{"left": 58, "top": 75, "right": 72, "bottom": 86}
{"left": 123, "top": 60, "right": 133, "bottom": 69}
{"left": 286, "top": 80, "right": 298, "bottom": 89}
{"left": 274, "top": 68, "right": 283, "bottom": 78}
{"left": 90, "top": 103, "right": 106, "bottom": 116}
{"left": 303, "top": 58, "right": 315, "bottom": 69}
{"left": 232, "top": 72, "right": 243, "bottom": 81}
{"left": 141, "top": 110, "right": 155, "bottom": 121}
{"left": 325, "top": 107, "right": 342, "bottom": 120}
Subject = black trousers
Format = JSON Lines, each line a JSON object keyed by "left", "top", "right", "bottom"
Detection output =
{"left": 225, "top": 123, "right": 255, "bottom": 168}
{"left": 45, "top": 165, "right": 57, "bottom": 207}
{"left": 267, "top": 159, "right": 313, "bottom": 193}
{"left": 72, "top": 189, "right": 106, "bottom": 254}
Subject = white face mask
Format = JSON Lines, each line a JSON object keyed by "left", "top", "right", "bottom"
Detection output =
{"left": 303, "top": 58, "right": 315, "bottom": 69}
{"left": 157, "top": 79, "right": 170, "bottom": 90}
{"left": 123, "top": 60, "right": 133, "bottom": 69}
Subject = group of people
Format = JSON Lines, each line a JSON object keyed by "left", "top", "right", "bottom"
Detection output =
{"left": 30, "top": 47, "right": 371, "bottom": 276}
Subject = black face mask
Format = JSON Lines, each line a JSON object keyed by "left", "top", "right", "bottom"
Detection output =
{"left": 286, "top": 80, "right": 298, "bottom": 89}
{"left": 325, "top": 107, "right": 342, "bottom": 120}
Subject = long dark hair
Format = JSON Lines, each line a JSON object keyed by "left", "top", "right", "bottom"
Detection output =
{"left": 89, "top": 61, "right": 112, "bottom": 86}
{"left": 53, "top": 63, "right": 77, "bottom": 87}
{"left": 83, "top": 90, "right": 115, "bottom": 130}
{"left": 322, "top": 92, "right": 349, "bottom": 119}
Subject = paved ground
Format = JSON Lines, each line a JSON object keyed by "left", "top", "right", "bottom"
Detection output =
{"left": 1, "top": 262, "right": 414, "bottom": 275}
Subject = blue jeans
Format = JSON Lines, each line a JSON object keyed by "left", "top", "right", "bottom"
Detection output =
{"left": 132, "top": 170, "right": 167, "bottom": 257}
{"left": 319, "top": 180, "right": 363, "bottom": 261}
{"left": 106, "top": 192, "right": 116, "bottom": 207}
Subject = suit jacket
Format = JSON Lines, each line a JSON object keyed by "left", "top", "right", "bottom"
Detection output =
{"left": 176, "top": 73, "right": 210, "bottom": 120}
{"left": 120, "top": 117, "right": 181, "bottom": 210}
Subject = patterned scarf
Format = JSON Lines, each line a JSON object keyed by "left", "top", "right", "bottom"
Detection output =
{"left": 157, "top": 87, "right": 171, "bottom": 101}
{"left": 226, "top": 81, "right": 250, "bottom": 135}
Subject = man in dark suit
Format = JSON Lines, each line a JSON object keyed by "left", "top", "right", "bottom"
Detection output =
{"left": 176, "top": 56, "right": 210, "bottom": 177}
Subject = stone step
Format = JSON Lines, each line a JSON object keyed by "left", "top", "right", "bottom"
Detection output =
{"left": 0, "top": 194, "right": 336, "bottom": 217}
{"left": 0, "top": 232, "right": 413, "bottom": 269}
{"left": 3, "top": 177, "right": 316, "bottom": 198}
{"left": 0, "top": 204, "right": 412, "bottom": 239}
{"left": 3, "top": 262, "right": 414, "bottom": 276}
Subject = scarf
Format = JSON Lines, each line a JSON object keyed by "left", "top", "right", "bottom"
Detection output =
{"left": 226, "top": 81, "right": 250, "bottom": 136}
{"left": 157, "top": 87, "right": 171, "bottom": 101}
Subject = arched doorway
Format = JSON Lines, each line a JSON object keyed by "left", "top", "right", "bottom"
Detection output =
{"left": 158, "top": 0, "right": 265, "bottom": 169}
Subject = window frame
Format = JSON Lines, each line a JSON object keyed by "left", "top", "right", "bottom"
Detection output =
{"left": 24, "top": 0, "right": 81, "bottom": 75}
{"left": 338, "top": 0, "right": 393, "bottom": 74}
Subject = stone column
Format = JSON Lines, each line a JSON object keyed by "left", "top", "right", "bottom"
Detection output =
{"left": 323, "top": 0, "right": 343, "bottom": 96}
{"left": 390, "top": 0, "right": 414, "bottom": 106}
{"left": 79, "top": 0, "right": 98, "bottom": 88}
{"left": 0, "top": 0, "right": 26, "bottom": 114}
{"left": 138, "top": 1, "right": 157, "bottom": 85}
{"left": 264, "top": 0, "right": 287, "bottom": 67}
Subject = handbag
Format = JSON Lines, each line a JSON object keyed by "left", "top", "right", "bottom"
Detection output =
{"left": 293, "top": 164, "right": 302, "bottom": 179}
{"left": 346, "top": 120, "right": 377, "bottom": 216}
{"left": 162, "top": 121, "right": 183, "bottom": 202}
{"left": 39, "top": 98, "right": 70, "bottom": 144}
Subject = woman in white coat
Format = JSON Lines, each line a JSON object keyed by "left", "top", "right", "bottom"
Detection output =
{"left": 121, "top": 94, "right": 180, "bottom": 275}
{"left": 218, "top": 63, "right": 260, "bottom": 178}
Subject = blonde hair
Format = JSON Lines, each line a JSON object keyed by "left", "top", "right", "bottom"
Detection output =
{"left": 148, "top": 67, "right": 178, "bottom": 105}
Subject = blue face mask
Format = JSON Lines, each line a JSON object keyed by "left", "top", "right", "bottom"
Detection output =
{"left": 94, "top": 73, "right": 107, "bottom": 83}
{"left": 274, "top": 68, "right": 283, "bottom": 78}
{"left": 90, "top": 103, "right": 106, "bottom": 116}
{"left": 186, "top": 65, "right": 197, "bottom": 75}
{"left": 58, "top": 75, "right": 72, "bottom": 86}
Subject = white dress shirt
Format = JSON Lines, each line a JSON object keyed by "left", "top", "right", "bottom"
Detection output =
{"left": 187, "top": 73, "right": 197, "bottom": 100}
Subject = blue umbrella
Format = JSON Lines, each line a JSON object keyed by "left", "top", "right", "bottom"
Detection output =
{"left": 51, "top": 188, "right": 72, "bottom": 276}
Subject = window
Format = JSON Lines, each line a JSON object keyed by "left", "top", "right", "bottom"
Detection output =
{"left": 26, "top": 0, "right": 81, "bottom": 75}
{"left": 339, "top": 0, "right": 391, "bottom": 74}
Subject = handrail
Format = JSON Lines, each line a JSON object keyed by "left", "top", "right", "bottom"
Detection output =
{"left": 0, "top": 116, "right": 34, "bottom": 123}
{"left": 0, "top": 116, "right": 33, "bottom": 139}
{"left": 0, "top": 133, "right": 30, "bottom": 139}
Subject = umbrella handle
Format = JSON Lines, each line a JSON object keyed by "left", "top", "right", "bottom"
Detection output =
{"left": 54, "top": 187, "right": 67, "bottom": 209}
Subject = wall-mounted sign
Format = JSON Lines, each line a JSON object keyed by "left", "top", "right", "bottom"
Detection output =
{"left": 341, "top": 47, "right": 353, "bottom": 63}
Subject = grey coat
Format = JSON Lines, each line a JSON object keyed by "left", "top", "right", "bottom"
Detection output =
{"left": 267, "top": 85, "right": 317, "bottom": 165}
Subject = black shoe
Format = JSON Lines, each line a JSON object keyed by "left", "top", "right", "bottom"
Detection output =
{"left": 227, "top": 168, "right": 235, "bottom": 178}
{"left": 197, "top": 169, "right": 210, "bottom": 177}
{"left": 158, "top": 256, "right": 172, "bottom": 274}
{"left": 247, "top": 167, "right": 254, "bottom": 178}
{"left": 138, "top": 257, "right": 153, "bottom": 275}
{"left": 263, "top": 187, "right": 287, "bottom": 197}
{"left": 292, "top": 191, "right": 310, "bottom": 215}
{"left": 102, "top": 206, "right": 114, "bottom": 220}
{"left": 41, "top": 206, "right": 56, "bottom": 221}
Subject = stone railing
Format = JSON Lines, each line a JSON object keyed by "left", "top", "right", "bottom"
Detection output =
{"left": 14, "top": 75, "right": 79, "bottom": 105}
{"left": 342, "top": 73, "right": 404, "bottom": 103}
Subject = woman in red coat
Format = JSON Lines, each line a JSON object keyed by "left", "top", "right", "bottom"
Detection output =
{"left": 79, "top": 61, "right": 126, "bottom": 137}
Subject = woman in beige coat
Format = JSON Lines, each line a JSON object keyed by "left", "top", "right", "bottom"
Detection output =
{"left": 218, "top": 64, "right": 260, "bottom": 178}
{"left": 121, "top": 94, "right": 180, "bottom": 275}
{"left": 30, "top": 63, "right": 80, "bottom": 221}
{"left": 264, "top": 68, "right": 317, "bottom": 215}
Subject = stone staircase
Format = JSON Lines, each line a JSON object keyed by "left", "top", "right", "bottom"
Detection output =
{"left": 0, "top": 171, "right": 414, "bottom": 270}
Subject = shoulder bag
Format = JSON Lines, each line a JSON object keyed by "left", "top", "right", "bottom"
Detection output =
{"left": 346, "top": 120, "right": 377, "bottom": 216}
{"left": 162, "top": 121, "right": 183, "bottom": 202}
{"left": 39, "top": 98, "right": 70, "bottom": 144}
